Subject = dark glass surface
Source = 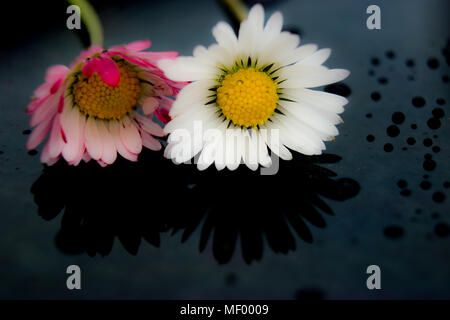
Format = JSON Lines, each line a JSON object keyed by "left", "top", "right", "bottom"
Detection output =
{"left": 0, "top": 0, "right": 449, "bottom": 299}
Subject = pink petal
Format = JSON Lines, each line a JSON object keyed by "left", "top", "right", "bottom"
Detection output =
{"left": 120, "top": 117, "right": 142, "bottom": 155}
{"left": 96, "top": 159, "right": 108, "bottom": 167}
{"left": 138, "top": 51, "right": 178, "bottom": 65}
{"left": 82, "top": 152, "right": 92, "bottom": 163}
{"left": 26, "top": 94, "right": 50, "bottom": 114}
{"left": 96, "top": 56, "right": 120, "bottom": 87}
{"left": 106, "top": 51, "right": 154, "bottom": 69}
{"left": 57, "top": 94, "right": 65, "bottom": 113}
{"left": 134, "top": 114, "right": 165, "bottom": 137}
{"left": 107, "top": 40, "right": 151, "bottom": 54}
{"left": 49, "top": 78, "right": 63, "bottom": 94}
{"left": 30, "top": 92, "right": 59, "bottom": 127}
{"left": 109, "top": 120, "right": 138, "bottom": 162}
{"left": 41, "top": 141, "right": 60, "bottom": 166}
{"left": 84, "top": 116, "right": 103, "bottom": 160}
{"left": 82, "top": 56, "right": 120, "bottom": 87}
{"left": 155, "top": 105, "right": 171, "bottom": 124}
{"left": 45, "top": 65, "right": 70, "bottom": 84}
{"left": 70, "top": 45, "right": 103, "bottom": 68}
{"left": 142, "top": 97, "right": 160, "bottom": 115}
{"left": 67, "top": 115, "right": 87, "bottom": 166}
{"left": 81, "top": 57, "right": 101, "bottom": 78}
{"left": 26, "top": 117, "right": 53, "bottom": 150}
{"left": 138, "top": 72, "right": 173, "bottom": 96}
{"left": 97, "top": 120, "right": 117, "bottom": 165}
{"left": 125, "top": 40, "right": 151, "bottom": 52}
{"left": 47, "top": 114, "right": 65, "bottom": 159}
{"left": 33, "top": 84, "right": 52, "bottom": 100}
{"left": 61, "top": 106, "right": 83, "bottom": 162}
{"left": 140, "top": 130, "right": 161, "bottom": 151}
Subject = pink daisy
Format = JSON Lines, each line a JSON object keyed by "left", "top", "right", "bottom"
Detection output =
{"left": 26, "top": 40, "right": 186, "bottom": 166}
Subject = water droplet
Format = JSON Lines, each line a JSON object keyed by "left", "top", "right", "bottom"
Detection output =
{"left": 384, "top": 225, "right": 404, "bottom": 239}
{"left": 432, "top": 191, "right": 445, "bottom": 203}
{"left": 434, "top": 223, "right": 449, "bottom": 238}
{"left": 384, "top": 143, "right": 394, "bottom": 152}
{"left": 423, "top": 159, "right": 436, "bottom": 171}
{"left": 371, "top": 57, "right": 380, "bottom": 66}
{"left": 371, "top": 92, "right": 381, "bottom": 101}
{"left": 397, "top": 180, "right": 407, "bottom": 188}
{"left": 366, "top": 134, "right": 375, "bottom": 142}
{"left": 412, "top": 96, "right": 426, "bottom": 108}
{"left": 423, "top": 138, "right": 433, "bottom": 147}
{"left": 387, "top": 125, "right": 400, "bottom": 137}
{"left": 427, "top": 57, "right": 439, "bottom": 69}
{"left": 420, "top": 181, "right": 431, "bottom": 190}
{"left": 427, "top": 118, "right": 441, "bottom": 130}
{"left": 392, "top": 112, "right": 405, "bottom": 124}
{"left": 432, "top": 107, "right": 445, "bottom": 119}
{"left": 407, "top": 137, "right": 416, "bottom": 145}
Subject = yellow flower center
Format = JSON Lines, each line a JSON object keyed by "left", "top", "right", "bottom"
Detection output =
{"left": 216, "top": 68, "right": 278, "bottom": 129}
{"left": 73, "top": 61, "right": 141, "bottom": 120}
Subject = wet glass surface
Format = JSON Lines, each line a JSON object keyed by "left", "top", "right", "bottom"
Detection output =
{"left": 0, "top": 0, "right": 449, "bottom": 299}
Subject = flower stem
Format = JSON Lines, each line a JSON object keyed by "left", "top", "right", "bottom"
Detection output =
{"left": 221, "top": 0, "right": 248, "bottom": 22}
{"left": 67, "top": 0, "right": 104, "bottom": 47}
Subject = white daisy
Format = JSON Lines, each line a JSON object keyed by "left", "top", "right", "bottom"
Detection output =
{"left": 159, "top": 4, "right": 350, "bottom": 171}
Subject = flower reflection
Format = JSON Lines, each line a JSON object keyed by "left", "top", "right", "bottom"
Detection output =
{"left": 169, "top": 153, "right": 360, "bottom": 264}
{"left": 31, "top": 151, "right": 359, "bottom": 262}
{"left": 31, "top": 150, "right": 191, "bottom": 256}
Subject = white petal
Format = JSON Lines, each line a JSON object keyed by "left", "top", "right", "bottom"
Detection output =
{"left": 298, "top": 48, "right": 331, "bottom": 66}
{"left": 158, "top": 57, "right": 219, "bottom": 82}
{"left": 279, "top": 44, "right": 318, "bottom": 66}
{"left": 256, "top": 130, "right": 272, "bottom": 167}
{"left": 166, "top": 104, "right": 217, "bottom": 134}
{"left": 241, "top": 129, "right": 259, "bottom": 171}
{"left": 213, "top": 119, "right": 229, "bottom": 170}
{"left": 258, "top": 31, "right": 300, "bottom": 66}
{"left": 238, "top": 4, "right": 265, "bottom": 56}
{"left": 264, "top": 11, "right": 283, "bottom": 39}
{"left": 281, "top": 88, "right": 347, "bottom": 114}
{"left": 197, "top": 121, "right": 222, "bottom": 170}
{"left": 261, "top": 122, "right": 292, "bottom": 160}
{"left": 212, "top": 21, "right": 238, "bottom": 54}
{"left": 225, "top": 128, "right": 242, "bottom": 170}
{"left": 281, "top": 66, "right": 350, "bottom": 88}
{"left": 278, "top": 102, "right": 338, "bottom": 138}
{"left": 272, "top": 115, "right": 321, "bottom": 155}
{"left": 247, "top": 4, "right": 265, "bottom": 32}
{"left": 170, "top": 79, "right": 215, "bottom": 117}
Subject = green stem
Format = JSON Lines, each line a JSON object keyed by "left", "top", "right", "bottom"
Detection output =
{"left": 67, "top": 0, "right": 104, "bottom": 47}
{"left": 221, "top": 0, "right": 248, "bottom": 22}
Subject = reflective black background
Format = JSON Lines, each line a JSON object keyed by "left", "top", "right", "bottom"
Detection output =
{"left": 0, "top": 0, "right": 449, "bottom": 299}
